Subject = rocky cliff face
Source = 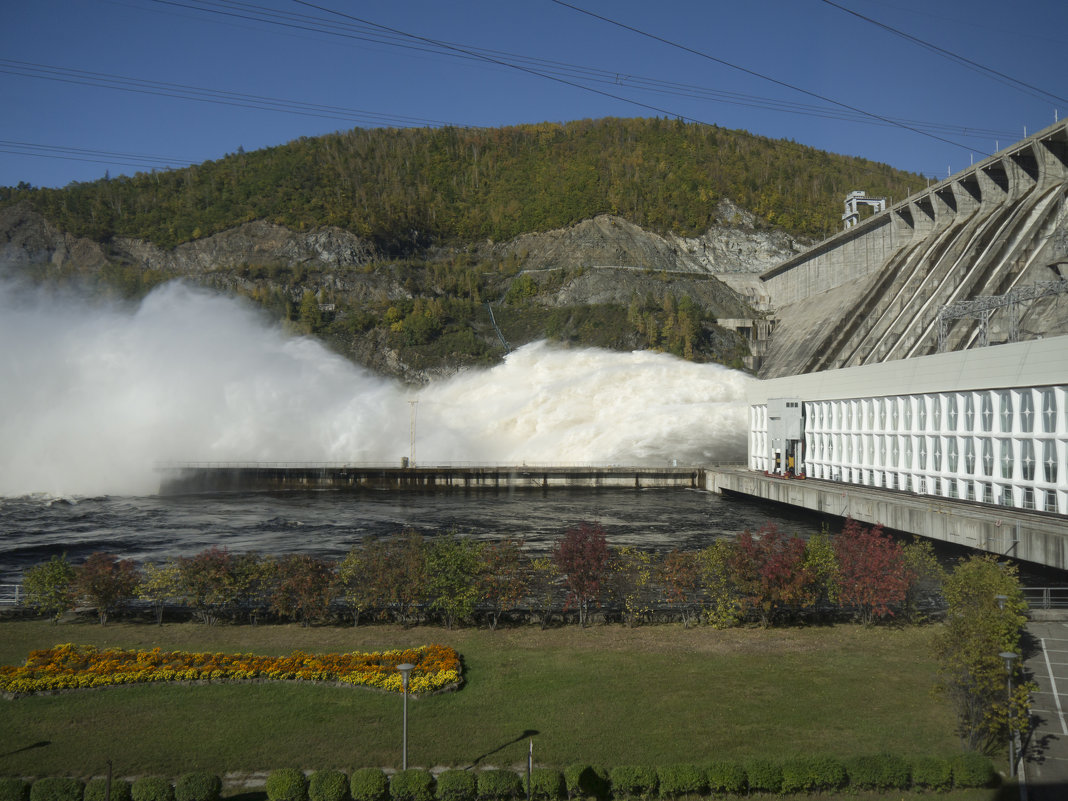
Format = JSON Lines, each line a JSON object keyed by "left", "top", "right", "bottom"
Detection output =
{"left": 0, "top": 201, "right": 806, "bottom": 380}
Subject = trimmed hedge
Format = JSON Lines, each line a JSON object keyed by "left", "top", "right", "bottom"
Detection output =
{"left": 435, "top": 772, "right": 475, "bottom": 801}
{"left": 476, "top": 772, "right": 521, "bottom": 801}
{"left": 309, "top": 772, "right": 349, "bottom": 801}
{"left": 563, "top": 767, "right": 608, "bottom": 801}
{"left": 780, "top": 757, "right": 846, "bottom": 794}
{"left": 653, "top": 766, "right": 703, "bottom": 799}
{"left": 85, "top": 780, "right": 132, "bottom": 801}
{"left": 844, "top": 754, "right": 910, "bottom": 790}
{"left": 175, "top": 774, "right": 221, "bottom": 801}
{"left": 131, "top": 779, "right": 172, "bottom": 801}
{"left": 390, "top": 771, "right": 435, "bottom": 801}
{"left": 742, "top": 760, "right": 781, "bottom": 795}
{"left": 350, "top": 770, "right": 389, "bottom": 801}
{"left": 266, "top": 770, "right": 309, "bottom": 801}
{"left": 525, "top": 769, "right": 565, "bottom": 801}
{"left": 0, "top": 780, "right": 29, "bottom": 801}
{"left": 608, "top": 767, "right": 657, "bottom": 800}
{"left": 29, "top": 780, "right": 84, "bottom": 801}
{"left": 912, "top": 756, "right": 953, "bottom": 791}
{"left": 950, "top": 752, "right": 997, "bottom": 789}
{"left": 704, "top": 763, "right": 745, "bottom": 796}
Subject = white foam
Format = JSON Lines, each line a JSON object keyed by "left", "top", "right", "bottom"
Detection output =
{"left": 0, "top": 279, "right": 751, "bottom": 495}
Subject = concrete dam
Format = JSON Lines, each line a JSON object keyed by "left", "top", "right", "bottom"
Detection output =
{"left": 756, "top": 119, "right": 1068, "bottom": 380}
{"left": 730, "top": 120, "right": 1068, "bottom": 571}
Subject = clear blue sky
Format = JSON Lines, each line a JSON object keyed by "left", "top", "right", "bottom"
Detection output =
{"left": 2, "top": 0, "right": 1065, "bottom": 189}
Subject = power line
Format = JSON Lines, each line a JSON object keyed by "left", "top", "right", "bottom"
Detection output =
{"left": 548, "top": 0, "right": 984, "bottom": 158}
{"left": 817, "top": 0, "right": 1067, "bottom": 107}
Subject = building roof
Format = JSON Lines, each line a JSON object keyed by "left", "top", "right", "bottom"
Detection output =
{"left": 745, "top": 335, "right": 1068, "bottom": 405}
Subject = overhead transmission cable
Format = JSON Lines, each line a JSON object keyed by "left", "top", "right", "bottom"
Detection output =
{"left": 548, "top": 0, "right": 985, "bottom": 158}
{"left": 140, "top": 0, "right": 1016, "bottom": 145}
{"left": 817, "top": 0, "right": 1067, "bottom": 107}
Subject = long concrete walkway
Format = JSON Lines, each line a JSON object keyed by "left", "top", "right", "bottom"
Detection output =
{"left": 1022, "top": 617, "right": 1068, "bottom": 800}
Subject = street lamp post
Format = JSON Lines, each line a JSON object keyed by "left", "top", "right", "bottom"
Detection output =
{"left": 999, "top": 651, "right": 1019, "bottom": 778}
{"left": 397, "top": 663, "right": 415, "bottom": 770}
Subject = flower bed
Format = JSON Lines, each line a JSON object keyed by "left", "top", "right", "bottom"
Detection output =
{"left": 0, "top": 643, "right": 461, "bottom": 696}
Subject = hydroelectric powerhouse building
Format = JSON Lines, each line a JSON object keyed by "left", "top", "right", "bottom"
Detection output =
{"left": 713, "top": 120, "right": 1068, "bottom": 570}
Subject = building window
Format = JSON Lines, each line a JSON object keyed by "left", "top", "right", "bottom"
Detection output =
{"left": 919, "top": 438, "right": 928, "bottom": 470}
{"left": 905, "top": 437, "right": 913, "bottom": 470}
{"left": 918, "top": 398, "right": 927, "bottom": 431}
{"left": 947, "top": 395, "right": 958, "bottom": 431}
{"left": 1042, "top": 389, "right": 1057, "bottom": 434}
{"left": 1045, "top": 491, "right": 1059, "bottom": 513}
{"left": 1000, "top": 391, "right": 1013, "bottom": 433}
{"left": 932, "top": 396, "right": 942, "bottom": 431}
{"left": 965, "top": 438, "right": 976, "bottom": 474}
{"left": 981, "top": 393, "right": 994, "bottom": 432}
{"left": 966, "top": 483, "right": 976, "bottom": 502}
{"left": 999, "top": 439, "right": 1013, "bottom": 480}
{"left": 999, "top": 485, "right": 1013, "bottom": 506}
{"left": 1020, "top": 392, "right": 1035, "bottom": 433}
{"left": 891, "top": 399, "right": 900, "bottom": 430}
{"left": 1021, "top": 439, "right": 1036, "bottom": 481}
{"left": 948, "top": 480, "right": 959, "bottom": 498}
{"left": 1023, "top": 487, "right": 1035, "bottom": 510}
{"left": 904, "top": 399, "right": 913, "bottom": 431}
{"left": 982, "top": 483, "right": 994, "bottom": 504}
{"left": 891, "top": 436, "right": 899, "bottom": 468}
{"left": 932, "top": 437, "right": 942, "bottom": 471}
{"left": 982, "top": 439, "right": 994, "bottom": 477}
{"left": 947, "top": 438, "right": 959, "bottom": 472}
{"left": 1043, "top": 440, "right": 1058, "bottom": 484}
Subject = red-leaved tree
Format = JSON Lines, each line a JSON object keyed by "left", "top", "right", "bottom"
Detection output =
{"left": 270, "top": 553, "right": 334, "bottom": 626}
{"left": 74, "top": 552, "right": 140, "bottom": 625}
{"left": 553, "top": 523, "right": 609, "bottom": 626}
{"left": 834, "top": 518, "right": 913, "bottom": 624}
{"left": 730, "top": 524, "right": 813, "bottom": 626}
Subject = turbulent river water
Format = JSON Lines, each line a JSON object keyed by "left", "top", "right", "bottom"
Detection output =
{"left": 0, "top": 487, "right": 826, "bottom": 585}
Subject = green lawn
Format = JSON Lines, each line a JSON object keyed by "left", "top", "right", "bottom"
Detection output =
{"left": 0, "top": 618, "right": 999, "bottom": 799}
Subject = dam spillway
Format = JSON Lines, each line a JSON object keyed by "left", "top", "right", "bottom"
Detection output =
{"left": 157, "top": 463, "right": 705, "bottom": 495}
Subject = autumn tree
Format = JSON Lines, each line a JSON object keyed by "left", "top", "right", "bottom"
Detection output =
{"left": 527, "top": 555, "right": 561, "bottom": 629}
{"left": 659, "top": 549, "right": 702, "bottom": 627}
{"left": 698, "top": 540, "right": 743, "bottom": 628}
{"left": 177, "top": 546, "right": 238, "bottom": 625}
{"left": 377, "top": 531, "right": 428, "bottom": 625}
{"left": 936, "top": 555, "right": 1035, "bottom": 754}
{"left": 833, "top": 519, "right": 912, "bottom": 624}
{"left": 553, "top": 523, "right": 609, "bottom": 627}
{"left": 336, "top": 542, "right": 377, "bottom": 626}
{"left": 270, "top": 554, "right": 334, "bottom": 626}
{"left": 481, "top": 538, "right": 527, "bottom": 630}
{"left": 74, "top": 552, "right": 140, "bottom": 625}
{"left": 607, "top": 546, "right": 654, "bottom": 627}
{"left": 425, "top": 532, "right": 483, "bottom": 629}
{"left": 137, "top": 558, "right": 183, "bottom": 625}
{"left": 730, "top": 524, "right": 812, "bottom": 626}
{"left": 801, "top": 529, "right": 840, "bottom": 619}
{"left": 21, "top": 553, "right": 76, "bottom": 623}
{"left": 233, "top": 552, "right": 275, "bottom": 625}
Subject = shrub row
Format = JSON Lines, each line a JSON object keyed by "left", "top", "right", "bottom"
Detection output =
{"left": 0, "top": 753, "right": 997, "bottom": 801}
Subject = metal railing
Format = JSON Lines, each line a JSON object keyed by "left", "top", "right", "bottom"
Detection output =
{"left": 1022, "top": 587, "right": 1068, "bottom": 610}
{"left": 0, "top": 584, "right": 21, "bottom": 607}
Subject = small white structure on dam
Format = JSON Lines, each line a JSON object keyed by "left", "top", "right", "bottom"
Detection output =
{"left": 746, "top": 336, "right": 1068, "bottom": 516}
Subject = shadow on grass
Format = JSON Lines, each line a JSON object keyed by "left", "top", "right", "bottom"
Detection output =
{"left": 0, "top": 740, "right": 50, "bottom": 757}
{"left": 466, "top": 729, "right": 539, "bottom": 768}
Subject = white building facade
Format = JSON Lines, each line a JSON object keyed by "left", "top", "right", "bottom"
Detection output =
{"left": 747, "top": 337, "right": 1068, "bottom": 516}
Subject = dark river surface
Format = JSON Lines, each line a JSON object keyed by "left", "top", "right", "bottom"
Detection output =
{"left": 2, "top": 487, "right": 1062, "bottom": 588}
{"left": 0, "top": 487, "right": 827, "bottom": 585}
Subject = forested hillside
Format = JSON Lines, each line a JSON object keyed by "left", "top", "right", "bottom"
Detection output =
{"left": 1, "top": 117, "right": 922, "bottom": 251}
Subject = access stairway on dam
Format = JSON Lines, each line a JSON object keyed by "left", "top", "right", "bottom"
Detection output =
{"left": 758, "top": 121, "right": 1068, "bottom": 378}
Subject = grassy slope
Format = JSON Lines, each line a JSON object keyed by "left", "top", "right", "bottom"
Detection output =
{"left": 0, "top": 620, "right": 969, "bottom": 780}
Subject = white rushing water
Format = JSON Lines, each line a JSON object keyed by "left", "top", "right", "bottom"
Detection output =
{"left": 0, "top": 279, "right": 751, "bottom": 496}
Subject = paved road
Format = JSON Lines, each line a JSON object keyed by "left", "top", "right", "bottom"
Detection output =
{"left": 1021, "top": 618, "right": 1068, "bottom": 800}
